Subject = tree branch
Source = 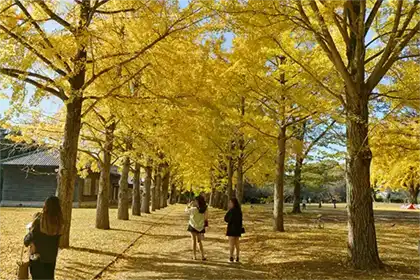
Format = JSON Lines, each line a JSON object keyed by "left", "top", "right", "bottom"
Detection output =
{"left": 303, "top": 120, "right": 336, "bottom": 159}
{"left": 0, "top": 68, "right": 67, "bottom": 100}
{"left": 244, "top": 149, "right": 269, "bottom": 174}
{"left": 245, "top": 121, "right": 277, "bottom": 139}
{"left": 364, "top": 0, "right": 384, "bottom": 36}
{"left": 33, "top": 0, "right": 75, "bottom": 33}
{"left": 14, "top": 0, "right": 72, "bottom": 73}
{"left": 0, "top": 24, "right": 68, "bottom": 77}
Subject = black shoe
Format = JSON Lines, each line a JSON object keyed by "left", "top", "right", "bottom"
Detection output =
{"left": 229, "top": 257, "right": 234, "bottom": 263}
{"left": 235, "top": 257, "right": 240, "bottom": 262}
{"left": 202, "top": 257, "right": 207, "bottom": 261}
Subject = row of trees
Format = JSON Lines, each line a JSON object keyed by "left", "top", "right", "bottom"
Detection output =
{"left": 1, "top": 0, "right": 418, "bottom": 270}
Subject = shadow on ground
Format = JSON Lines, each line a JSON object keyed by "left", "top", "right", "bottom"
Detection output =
{"left": 93, "top": 204, "right": 419, "bottom": 280}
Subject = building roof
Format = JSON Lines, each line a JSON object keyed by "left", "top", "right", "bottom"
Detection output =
{"left": 1, "top": 149, "right": 60, "bottom": 166}
{"left": 1, "top": 150, "right": 131, "bottom": 182}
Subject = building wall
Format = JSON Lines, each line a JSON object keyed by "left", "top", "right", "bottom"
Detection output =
{"left": 1, "top": 165, "right": 79, "bottom": 206}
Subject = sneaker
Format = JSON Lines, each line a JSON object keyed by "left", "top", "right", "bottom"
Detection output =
{"left": 235, "top": 257, "right": 240, "bottom": 263}
{"left": 229, "top": 257, "right": 234, "bottom": 263}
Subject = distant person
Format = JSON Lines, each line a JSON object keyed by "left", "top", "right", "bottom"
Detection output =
{"left": 185, "top": 196, "right": 208, "bottom": 261}
{"left": 302, "top": 198, "right": 307, "bottom": 210}
{"left": 224, "top": 198, "right": 243, "bottom": 263}
{"left": 24, "top": 196, "right": 63, "bottom": 280}
{"left": 332, "top": 198, "right": 337, "bottom": 209}
{"left": 308, "top": 197, "right": 311, "bottom": 204}
{"left": 318, "top": 200, "right": 322, "bottom": 208}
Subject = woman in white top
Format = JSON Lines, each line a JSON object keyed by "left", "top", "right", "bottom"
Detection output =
{"left": 185, "top": 195, "right": 208, "bottom": 260}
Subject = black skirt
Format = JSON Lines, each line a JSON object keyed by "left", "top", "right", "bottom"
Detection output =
{"left": 226, "top": 227, "right": 242, "bottom": 237}
{"left": 187, "top": 224, "right": 205, "bottom": 234}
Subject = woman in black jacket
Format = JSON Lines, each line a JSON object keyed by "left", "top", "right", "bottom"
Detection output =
{"left": 224, "top": 198, "right": 243, "bottom": 263}
{"left": 24, "top": 196, "right": 63, "bottom": 280}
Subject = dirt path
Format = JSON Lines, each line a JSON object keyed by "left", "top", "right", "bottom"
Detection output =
{"left": 98, "top": 204, "right": 419, "bottom": 280}
{"left": 99, "top": 205, "right": 273, "bottom": 280}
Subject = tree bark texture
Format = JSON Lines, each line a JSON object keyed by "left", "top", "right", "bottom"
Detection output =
{"left": 209, "top": 187, "right": 216, "bottom": 207}
{"left": 169, "top": 183, "right": 177, "bottom": 204}
{"left": 161, "top": 167, "right": 170, "bottom": 208}
{"left": 142, "top": 160, "right": 152, "bottom": 213}
{"left": 118, "top": 156, "right": 130, "bottom": 220}
{"left": 292, "top": 122, "right": 306, "bottom": 214}
{"left": 57, "top": 0, "right": 90, "bottom": 248}
{"left": 57, "top": 96, "right": 83, "bottom": 247}
{"left": 96, "top": 121, "right": 115, "bottom": 229}
{"left": 236, "top": 96, "right": 246, "bottom": 203}
{"left": 154, "top": 166, "right": 162, "bottom": 210}
{"left": 346, "top": 88, "right": 381, "bottom": 269}
{"left": 132, "top": 162, "right": 141, "bottom": 216}
{"left": 409, "top": 184, "right": 419, "bottom": 204}
{"left": 273, "top": 125, "right": 286, "bottom": 232}
{"left": 225, "top": 156, "right": 234, "bottom": 210}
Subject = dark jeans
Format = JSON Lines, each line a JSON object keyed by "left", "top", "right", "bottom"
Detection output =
{"left": 30, "top": 259, "right": 56, "bottom": 280}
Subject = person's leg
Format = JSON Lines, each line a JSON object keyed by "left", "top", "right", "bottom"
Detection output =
{"left": 29, "top": 260, "right": 42, "bottom": 280}
{"left": 228, "top": 236, "right": 235, "bottom": 261}
{"left": 235, "top": 237, "right": 240, "bottom": 261}
{"left": 191, "top": 232, "right": 197, "bottom": 259}
{"left": 46, "top": 262, "right": 56, "bottom": 280}
{"left": 197, "top": 233, "right": 205, "bottom": 259}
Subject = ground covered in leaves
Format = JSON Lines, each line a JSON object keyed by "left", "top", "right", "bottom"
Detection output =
{"left": 1, "top": 203, "right": 418, "bottom": 279}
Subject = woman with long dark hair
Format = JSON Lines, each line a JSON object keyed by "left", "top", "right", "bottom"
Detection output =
{"left": 224, "top": 197, "right": 243, "bottom": 262}
{"left": 24, "top": 196, "right": 63, "bottom": 279}
{"left": 185, "top": 195, "right": 208, "bottom": 260}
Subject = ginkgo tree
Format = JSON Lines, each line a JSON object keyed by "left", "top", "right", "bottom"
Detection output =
{"left": 217, "top": 0, "right": 420, "bottom": 269}
{"left": 371, "top": 113, "right": 419, "bottom": 202}
{"left": 0, "top": 0, "right": 210, "bottom": 247}
{"left": 218, "top": 29, "right": 339, "bottom": 231}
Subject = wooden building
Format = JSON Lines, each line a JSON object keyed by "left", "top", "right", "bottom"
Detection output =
{"left": 0, "top": 150, "right": 130, "bottom": 207}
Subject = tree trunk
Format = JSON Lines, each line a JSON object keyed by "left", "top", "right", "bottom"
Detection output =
{"left": 177, "top": 182, "right": 183, "bottom": 203}
{"left": 209, "top": 168, "right": 216, "bottom": 207}
{"left": 225, "top": 156, "right": 233, "bottom": 210}
{"left": 346, "top": 88, "right": 381, "bottom": 269}
{"left": 151, "top": 170, "right": 156, "bottom": 211}
{"left": 56, "top": 1, "right": 90, "bottom": 248}
{"left": 118, "top": 156, "right": 130, "bottom": 220}
{"left": 155, "top": 166, "right": 162, "bottom": 210}
{"left": 209, "top": 187, "right": 216, "bottom": 207}
{"left": 161, "top": 167, "right": 170, "bottom": 208}
{"left": 132, "top": 162, "right": 141, "bottom": 216}
{"left": 409, "top": 184, "right": 419, "bottom": 204}
{"left": 236, "top": 96, "right": 246, "bottom": 203}
{"left": 292, "top": 122, "right": 306, "bottom": 214}
{"left": 221, "top": 186, "right": 228, "bottom": 209}
{"left": 56, "top": 96, "right": 83, "bottom": 248}
{"left": 142, "top": 160, "right": 152, "bottom": 213}
{"left": 273, "top": 125, "right": 286, "bottom": 232}
{"left": 214, "top": 191, "right": 221, "bottom": 208}
{"left": 292, "top": 157, "right": 303, "bottom": 214}
{"left": 236, "top": 153, "right": 244, "bottom": 204}
{"left": 169, "top": 183, "right": 177, "bottom": 204}
{"left": 96, "top": 121, "right": 115, "bottom": 229}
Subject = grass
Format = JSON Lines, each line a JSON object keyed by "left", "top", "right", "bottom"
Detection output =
{"left": 0, "top": 203, "right": 419, "bottom": 279}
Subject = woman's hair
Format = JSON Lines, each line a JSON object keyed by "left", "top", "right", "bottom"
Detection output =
{"left": 230, "top": 197, "right": 241, "bottom": 211}
{"left": 40, "top": 196, "right": 64, "bottom": 236}
{"left": 195, "top": 195, "right": 207, "bottom": 214}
